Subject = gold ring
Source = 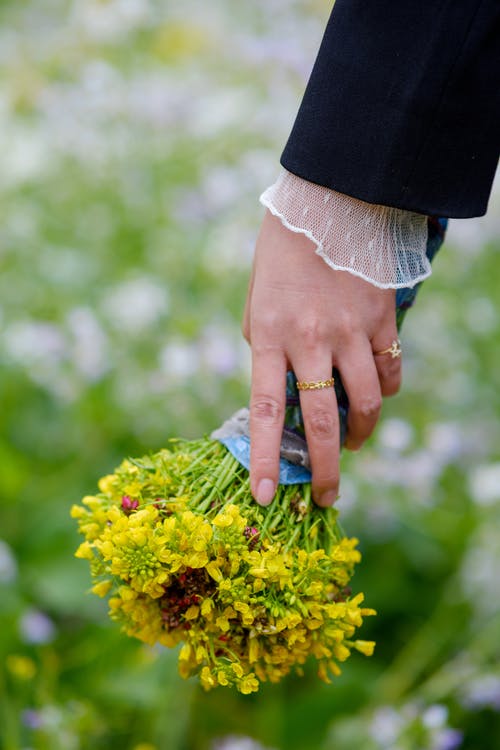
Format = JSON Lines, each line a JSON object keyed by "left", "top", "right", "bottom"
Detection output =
{"left": 296, "top": 377, "right": 335, "bottom": 391}
{"left": 374, "top": 339, "right": 402, "bottom": 359}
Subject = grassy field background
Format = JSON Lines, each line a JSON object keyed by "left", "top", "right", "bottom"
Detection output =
{"left": 1, "top": 2, "right": 499, "bottom": 748}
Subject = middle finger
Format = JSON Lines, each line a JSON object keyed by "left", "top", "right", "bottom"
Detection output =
{"left": 293, "top": 357, "right": 340, "bottom": 507}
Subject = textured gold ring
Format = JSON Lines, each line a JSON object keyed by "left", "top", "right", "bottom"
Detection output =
{"left": 374, "top": 339, "right": 402, "bottom": 359}
{"left": 296, "top": 377, "right": 335, "bottom": 391}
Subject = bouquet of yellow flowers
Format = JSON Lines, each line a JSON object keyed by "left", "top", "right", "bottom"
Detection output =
{"left": 72, "top": 437, "right": 375, "bottom": 694}
{"left": 72, "top": 217, "right": 446, "bottom": 693}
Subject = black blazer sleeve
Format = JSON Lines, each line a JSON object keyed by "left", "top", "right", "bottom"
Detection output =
{"left": 280, "top": 0, "right": 500, "bottom": 218}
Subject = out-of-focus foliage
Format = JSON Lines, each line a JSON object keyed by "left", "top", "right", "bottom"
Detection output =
{"left": 0, "top": 1, "right": 499, "bottom": 749}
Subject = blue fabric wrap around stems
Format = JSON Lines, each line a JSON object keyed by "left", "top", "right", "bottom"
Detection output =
{"left": 219, "top": 217, "right": 448, "bottom": 484}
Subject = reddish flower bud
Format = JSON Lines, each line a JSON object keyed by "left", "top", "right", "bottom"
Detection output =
{"left": 121, "top": 495, "right": 139, "bottom": 511}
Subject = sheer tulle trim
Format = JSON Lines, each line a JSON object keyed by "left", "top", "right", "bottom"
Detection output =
{"left": 260, "top": 169, "right": 431, "bottom": 290}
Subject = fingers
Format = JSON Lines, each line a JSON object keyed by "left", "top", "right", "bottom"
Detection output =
{"left": 339, "top": 340, "right": 383, "bottom": 451}
{"left": 249, "top": 348, "right": 287, "bottom": 506}
{"left": 294, "top": 360, "right": 340, "bottom": 507}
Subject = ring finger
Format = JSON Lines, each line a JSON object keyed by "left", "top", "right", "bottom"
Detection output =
{"left": 338, "top": 339, "right": 382, "bottom": 451}
{"left": 372, "top": 337, "right": 403, "bottom": 396}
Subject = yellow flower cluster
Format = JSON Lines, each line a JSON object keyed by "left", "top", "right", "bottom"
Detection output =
{"left": 72, "top": 439, "right": 375, "bottom": 693}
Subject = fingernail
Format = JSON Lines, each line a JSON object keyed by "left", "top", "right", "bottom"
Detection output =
{"left": 317, "top": 490, "right": 338, "bottom": 507}
{"left": 256, "top": 478, "right": 275, "bottom": 506}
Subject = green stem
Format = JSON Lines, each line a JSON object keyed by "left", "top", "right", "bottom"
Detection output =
{"left": 196, "top": 452, "right": 240, "bottom": 512}
{"left": 284, "top": 524, "right": 302, "bottom": 553}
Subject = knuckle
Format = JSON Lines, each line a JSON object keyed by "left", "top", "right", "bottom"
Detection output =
{"left": 333, "top": 310, "right": 359, "bottom": 344}
{"left": 378, "top": 361, "right": 402, "bottom": 396}
{"left": 251, "top": 340, "right": 279, "bottom": 357}
{"left": 251, "top": 454, "right": 276, "bottom": 472}
{"left": 379, "top": 356, "right": 402, "bottom": 377}
{"left": 297, "top": 318, "right": 327, "bottom": 349}
{"left": 252, "top": 309, "right": 280, "bottom": 338}
{"left": 306, "top": 409, "right": 336, "bottom": 439}
{"left": 251, "top": 396, "right": 283, "bottom": 425}
{"left": 356, "top": 396, "right": 382, "bottom": 421}
{"left": 314, "top": 471, "right": 339, "bottom": 490}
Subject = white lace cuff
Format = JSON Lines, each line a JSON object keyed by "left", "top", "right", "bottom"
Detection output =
{"left": 260, "top": 169, "right": 431, "bottom": 289}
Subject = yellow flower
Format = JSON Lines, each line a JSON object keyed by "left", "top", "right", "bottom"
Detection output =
{"left": 201, "top": 598, "right": 214, "bottom": 618}
{"left": 98, "top": 475, "right": 118, "bottom": 494}
{"left": 216, "top": 670, "right": 229, "bottom": 686}
{"left": 6, "top": 654, "right": 36, "bottom": 680}
{"left": 234, "top": 601, "right": 254, "bottom": 626}
{"left": 215, "top": 606, "right": 236, "bottom": 632}
{"left": 179, "top": 643, "right": 192, "bottom": 662}
{"left": 248, "top": 637, "right": 260, "bottom": 664}
{"left": 206, "top": 561, "right": 223, "bottom": 581}
{"left": 200, "top": 666, "right": 216, "bottom": 690}
{"left": 333, "top": 643, "right": 351, "bottom": 662}
{"left": 92, "top": 580, "right": 113, "bottom": 597}
{"left": 238, "top": 673, "right": 259, "bottom": 695}
{"left": 231, "top": 662, "right": 244, "bottom": 678}
{"left": 353, "top": 640, "right": 375, "bottom": 656}
{"left": 75, "top": 541, "right": 94, "bottom": 560}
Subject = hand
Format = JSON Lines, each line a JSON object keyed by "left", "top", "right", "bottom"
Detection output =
{"left": 242, "top": 210, "right": 401, "bottom": 507}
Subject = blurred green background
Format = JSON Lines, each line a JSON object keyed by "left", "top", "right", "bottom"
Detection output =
{"left": 1, "top": 1, "right": 499, "bottom": 749}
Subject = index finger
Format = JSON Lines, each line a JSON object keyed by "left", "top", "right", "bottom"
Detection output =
{"left": 249, "top": 347, "right": 287, "bottom": 506}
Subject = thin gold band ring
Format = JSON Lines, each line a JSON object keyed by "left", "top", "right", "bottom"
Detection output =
{"left": 374, "top": 339, "right": 402, "bottom": 359}
{"left": 296, "top": 377, "right": 335, "bottom": 391}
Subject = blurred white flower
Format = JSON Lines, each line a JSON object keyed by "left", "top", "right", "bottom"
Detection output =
{"left": 369, "top": 703, "right": 462, "bottom": 750}
{"left": 159, "top": 339, "right": 199, "bottom": 379}
{"left": 370, "top": 706, "right": 404, "bottom": 745}
{"left": 0, "top": 124, "right": 51, "bottom": 186}
{"left": 189, "top": 86, "right": 256, "bottom": 140}
{"left": 426, "top": 422, "right": 464, "bottom": 463}
{"left": 22, "top": 707, "right": 44, "bottom": 730}
{"left": 200, "top": 324, "right": 239, "bottom": 376}
{"left": 20, "top": 608, "right": 56, "bottom": 645}
{"left": 204, "top": 221, "right": 256, "bottom": 270}
{"left": 3, "top": 320, "right": 65, "bottom": 367}
{"left": 336, "top": 474, "right": 358, "bottom": 512}
{"left": 0, "top": 539, "right": 18, "bottom": 583}
{"left": 67, "top": 307, "right": 109, "bottom": 381}
{"left": 81, "top": 59, "right": 121, "bottom": 97}
{"left": 71, "top": 0, "right": 153, "bottom": 43}
{"left": 377, "top": 418, "right": 414, "bottom": 453}
{"left": 433, "top": 728, "right": 463, "bottom": 750}
{"left": 459, "top": 674, "right": 500, "bottom": 711}
{"left": 422, "top": 704, "right": 448, "bottom": 729}
{"left": 212, "top": 737, "right": 277, "bottom": 750}
{"left": 127, "top": 72, "right": 186, "bottom": 129}
{"left": 359, "top": 448, "right": 442, "bottom": 500}
{"left": 201, "top": 165, "right": 244, "bottom": 213}
{"left": 468, "top": 463, "right": 500, "bottom": 505}
{"left": 101, "top": 277, "right": 169, "bottom": 334}
{"left": 38, "top": 246, "right": 100, "bottom": 287}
